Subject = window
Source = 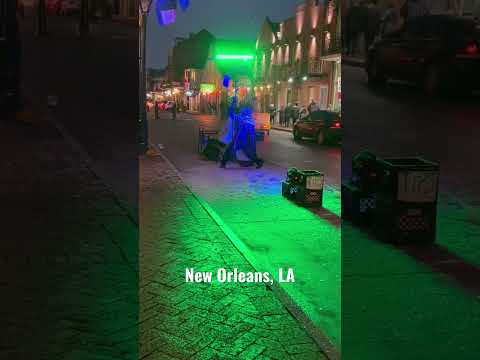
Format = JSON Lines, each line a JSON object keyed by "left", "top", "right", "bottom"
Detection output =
{"left": 326, "top": 1, "right": 334, "bottom": 25}
{"left": 324, "top": 32, "right": 331, "bottom": 51}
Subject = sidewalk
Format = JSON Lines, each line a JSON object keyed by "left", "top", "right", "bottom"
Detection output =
{"left": 271, "top": 125, "right": 293, "bottom": 133}
{"left": 0, "top": 102, "right": 138, "bottom": 358}
{"left": 139, "top": 154, "right": 327, "bottom": 360}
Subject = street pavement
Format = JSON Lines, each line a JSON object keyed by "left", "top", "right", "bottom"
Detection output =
{"left": 19, "top": 9, "right": 139, "bottom": 216}
{"left": 0, "top": 9, "right": 138, "bottom": 359}
{"left": 341, "top": 64, "right": 480, "bottom": 359}
{"left": 0, "top": 98, "right": 138, "bottom": 359}
{"left": 140, "top": 154, "right": 327, "bottom": 360}
{"left": 148, "top": 111, "right": 341, "bottom": 354}
{"left": 149, "top": 112, "right": 341, "bottom": 188}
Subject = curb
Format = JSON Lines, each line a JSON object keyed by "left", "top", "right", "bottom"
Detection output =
{"left": 271, "top": 126, "right": 293, "bottom": 133}
{"left": 155, "top": 147, "right": 340, "bottom": 360}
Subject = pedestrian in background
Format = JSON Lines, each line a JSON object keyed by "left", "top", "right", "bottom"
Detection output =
{"left": 285, "top": 103, "right": 292, "bottom": 128}
{"left": 279, "top": 105, "right": 285, "bottom": 126}
{"left": 268, "top": 104, "right": 276, "bottom": 125}
{"left": 171, "top": 101, "right": 177, "bottom": 120}
{"left": 292, "top": 102, "right": 300, "bottom": 125}
{"left": 308, "top": 99, "right": 319, "bottom": 114}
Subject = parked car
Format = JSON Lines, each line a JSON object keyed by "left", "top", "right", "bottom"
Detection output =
{"left": 293, "top": 110, "right": 342, "bottom": 145}
{"left": 59, "top": 0, "right": 80, "bottom": 15}
{"left": 367, "top": 15, "right": 480, "bottom": 96}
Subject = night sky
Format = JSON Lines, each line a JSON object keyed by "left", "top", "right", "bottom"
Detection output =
{"left": 146, "top": 0, "right": 304, "bottom": 69}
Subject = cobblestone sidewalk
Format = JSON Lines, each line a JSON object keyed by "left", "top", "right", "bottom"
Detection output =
{"left": 140, "top": 155, "right": 327, "bottom": 360}
{"left": 0, "top": 104, "right": 138, "bottom": 359}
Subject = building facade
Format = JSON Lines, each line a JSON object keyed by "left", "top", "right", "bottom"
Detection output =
{"left": 254, "top": 0, "right": 341, "bottom": 122}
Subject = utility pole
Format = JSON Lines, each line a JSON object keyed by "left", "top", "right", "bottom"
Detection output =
{"left": 139, "top": 6, "right": 149, "bottom": 154}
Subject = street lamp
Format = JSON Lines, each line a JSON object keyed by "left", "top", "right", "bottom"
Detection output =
{"left": 138, "top": 0, "right": 153, "bottom": 154}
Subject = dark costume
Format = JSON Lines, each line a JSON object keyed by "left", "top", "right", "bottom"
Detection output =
{"left": 220, "top": 98, "right": 263, "bottom": 169}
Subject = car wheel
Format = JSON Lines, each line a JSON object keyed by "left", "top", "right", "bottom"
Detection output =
{"left": 316, "top": 130, "right": 325, "bottom": 145}
{"left": 424, "top": 64, "right": 440, "bottom": 97}
{"left": 293, "top": 129, "right": 301, "bottom": 141}
{"left": 367, "top": 56, "right": 386, "bottom": 88}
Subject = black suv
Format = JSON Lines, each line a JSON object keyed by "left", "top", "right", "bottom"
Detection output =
{"left": 367, "top": 15, "right": 480, "bottom": 96}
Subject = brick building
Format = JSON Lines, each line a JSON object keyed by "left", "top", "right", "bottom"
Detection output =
{"left": 254, "top": 0, "right": 341, "bottom": 119}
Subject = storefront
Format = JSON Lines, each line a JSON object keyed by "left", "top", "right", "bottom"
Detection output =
{"left": 320, "top": 54, "right": 341, "bottom": 112}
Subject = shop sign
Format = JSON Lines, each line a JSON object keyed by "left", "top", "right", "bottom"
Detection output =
{"left": 200, "top": 83, "right": 215, "bottom": 94}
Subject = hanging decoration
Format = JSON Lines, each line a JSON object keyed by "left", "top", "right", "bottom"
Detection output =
{"left": 179, "top": 0, "right": 190, "bottom": 11}
{"left": 156, "top": 0, "right": 177, "bottom": 26}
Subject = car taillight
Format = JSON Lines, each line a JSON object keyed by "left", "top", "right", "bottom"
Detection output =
{"left": 331, "top": 121, "right": 341, "bottom": 128}
{"left": 466, "top": 42, "right": 478, "bottom": 55}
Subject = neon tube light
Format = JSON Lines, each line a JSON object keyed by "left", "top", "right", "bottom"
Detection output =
{"left": 216, "top": 55, "right": 254, "bottom": 60}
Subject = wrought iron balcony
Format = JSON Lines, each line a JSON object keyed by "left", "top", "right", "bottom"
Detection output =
{"left": 323, "top": 35, "right": 341, "bottom": 56}
{"left": 308, "top": 57, "right": 323, "bottom": 75}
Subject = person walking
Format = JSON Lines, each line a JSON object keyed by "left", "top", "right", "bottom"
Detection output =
{"left": 268, "top": 104, "right": 276, "bottom": 125}
{"left": 171, "top": 101, "right": 177, "bottom": 120}
{"left": 234, "top": 107, "right": 264, "bottom": 169}
{"left": 220, "top": 97, "right": 239, "bottom": 168}
{"left": 292, "top": 102, "right": 300, "bottom": 126}
{"left": 308, "top": 99, "right": 319, "bottom": 114}
{"left": 285, "top": 103, "right": 292, "bottom": 128}
{"left": 279, "top": 105, "right": 285, "bottom": 127}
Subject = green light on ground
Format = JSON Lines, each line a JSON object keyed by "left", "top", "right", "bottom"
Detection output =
{"left": 216, "top": 54, "right": 254, "bottom": 61}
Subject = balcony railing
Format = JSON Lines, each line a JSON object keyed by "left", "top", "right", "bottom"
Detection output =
{"left": 308, "top": 57, "right": 322, "bottom": 75}
{"left": 323, "top": 35, "right": 341, "bottom": 56}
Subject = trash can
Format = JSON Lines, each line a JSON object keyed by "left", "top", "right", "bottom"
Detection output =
{"left": 282, "top": 168, "right": 324, "bottom": 207}
{"left": 342, "top": 151, "right": 382, "bottom": 225}
{"left": 373, "top": 157, "right": 439, "bottom": 244}
{"left": 341, "top": 181, "right": 376, "bottom": 225}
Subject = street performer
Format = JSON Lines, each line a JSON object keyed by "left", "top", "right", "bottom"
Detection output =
{"left": 219, "top": 97, "right": 263, "bottom": 169}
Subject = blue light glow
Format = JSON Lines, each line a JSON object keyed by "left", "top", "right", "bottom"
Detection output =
{"left": 179, "top": 0, "right": 189, "bottom": 11}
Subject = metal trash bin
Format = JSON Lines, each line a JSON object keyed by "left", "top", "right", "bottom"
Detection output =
{"left": 342, "top": 151, "right": 382, "bottom": 225}
{"left": 341, "top": 182, "right": 376, "bottom": 225}
{"left": 373, "top": 157, "right": 439, "bottom": 244}
{"left": 282, "top": 168, "right": 324, "bottom": 207}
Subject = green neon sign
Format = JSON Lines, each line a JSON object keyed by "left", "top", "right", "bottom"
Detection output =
{"left": 216, "top": 54, "right": 254, "bottom": 61}
{"left": 200, "top": 83, "right": 215, "bottom": 93}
